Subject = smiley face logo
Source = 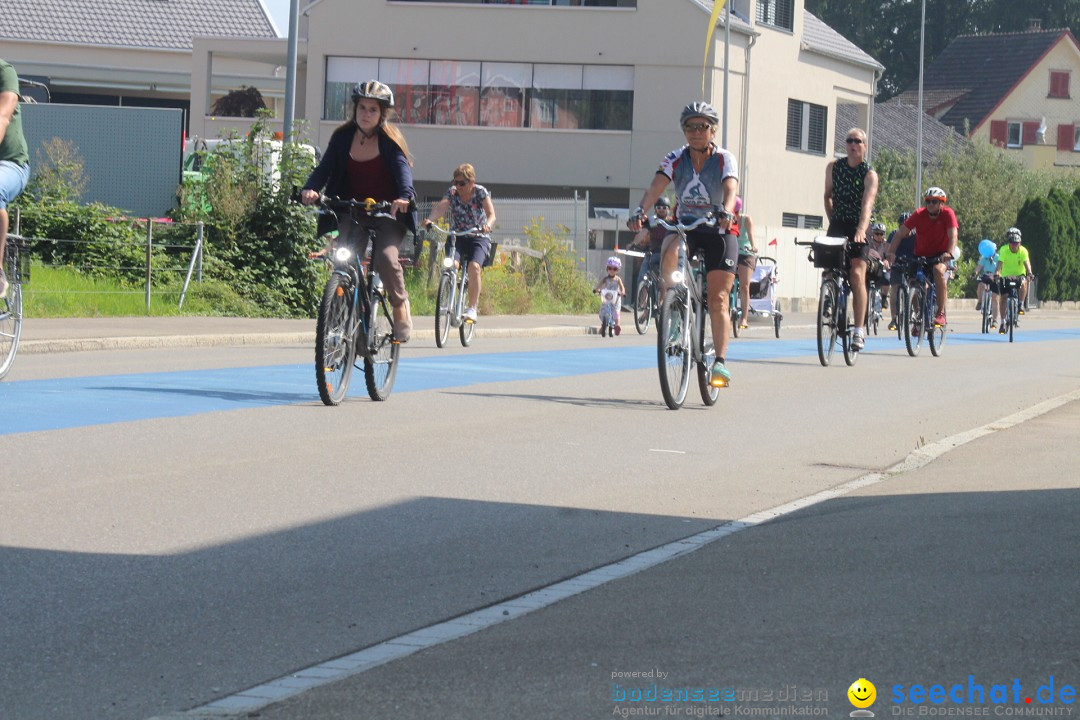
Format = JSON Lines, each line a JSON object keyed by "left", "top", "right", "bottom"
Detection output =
{"left": 848, "top": 678, "right": 877, "bottom": 709}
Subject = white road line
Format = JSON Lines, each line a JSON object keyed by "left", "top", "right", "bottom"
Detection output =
{"left": 180, "top": 388, "right": 1080, "bottom": 718}
{"left": 648, "top": 448, "right": 687, "bottom": 454}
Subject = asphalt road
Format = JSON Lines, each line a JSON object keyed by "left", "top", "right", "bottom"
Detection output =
{"left": 1, "top": 310, "right": 1078, "bottom": 720}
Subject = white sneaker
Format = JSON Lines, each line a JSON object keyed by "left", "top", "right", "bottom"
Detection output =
{"left": 464, "top": 307, "right": 477, "bottom": 323}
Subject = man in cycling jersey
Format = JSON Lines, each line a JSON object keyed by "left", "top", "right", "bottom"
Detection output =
{"left": 886, "top": 187, "right": 958, "bottom": 328}
{"left": 627, "top": 101, "right": 738, "bottom": 387}
{"left": 994, "top": 227, "right": 1032, "bottom": 333}
{"left": 629, "top": 197, "right": 670, "bottom": 300}
{"left": 824, "top": 127, "right": 879, "bottom": 350}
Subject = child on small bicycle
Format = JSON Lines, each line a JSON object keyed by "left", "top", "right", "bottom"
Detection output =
{"left": 595, "top": 256, "right": 626, "bottom": 337}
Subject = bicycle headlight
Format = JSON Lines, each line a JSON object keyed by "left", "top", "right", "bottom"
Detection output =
{"left": 442, "top": 257, "right": 455, "bottom": 269}
{"left": 670, "top": 270, "right": 685, "bottom": 284}
{"left": 334, "top": 246, "right": 353, "bottom": 263}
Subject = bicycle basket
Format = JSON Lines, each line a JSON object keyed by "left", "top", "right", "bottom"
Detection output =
{"left": 811, "top": 236, "right": 846, "bottom": 269}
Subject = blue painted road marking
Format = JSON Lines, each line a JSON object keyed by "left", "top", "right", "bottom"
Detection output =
{"left": 1, "top": 329, "right": 1077, "bottom": 436}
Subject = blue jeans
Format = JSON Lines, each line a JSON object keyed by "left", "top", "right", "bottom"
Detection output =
{"left": 0, "top": 161, "right": 30, "bottom": 209}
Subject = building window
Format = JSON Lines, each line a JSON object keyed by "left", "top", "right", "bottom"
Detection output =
{"left": 757, "top": 0, "right": 794, "bottom": 31}
{"left": 1049, "top": 71, "right": 1071, "bottom": 99}
{"left": 324, "top": 57, "right": 633, "bottom": 130}
{"left": 1007, "top": 121, "right": 1022, "bottom": 148}
{"left": 1074, "top": 125, "right": 1080, "bottom": 151}
{"left": 786, "top": 99, "right": 827, "bottom": 155}
{"left": 782, "top": 213, "right": 824, "bottom": 229}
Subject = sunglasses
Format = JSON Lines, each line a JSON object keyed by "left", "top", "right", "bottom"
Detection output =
{"left": 683, "top": 122, "right": 713, "bottom": 133}
{"left": 873, "top": 232, "right": 885, "bottom": 236}
{"left": 845, "top": 137, "right": 864, "bottom": 144}
{"left": 453, "top": 180, "right": 470, "bottom": 187}
{"left": 925, "top": 199, "right": 942, "bottom": 205}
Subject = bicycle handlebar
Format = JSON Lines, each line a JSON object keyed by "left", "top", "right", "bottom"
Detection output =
{"left": 424, "top": 224, "right": 485, "bottom": 238}
{"left": 653, "top": 215, "right": 719, "bottom": 234}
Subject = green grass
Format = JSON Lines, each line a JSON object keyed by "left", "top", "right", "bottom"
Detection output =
{"left": 22, "top": 264, "right": 266, "bottom": 317}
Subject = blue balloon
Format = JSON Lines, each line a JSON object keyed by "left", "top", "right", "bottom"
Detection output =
{"left": 979, "top": 239, "right": 996, "bottom": 258}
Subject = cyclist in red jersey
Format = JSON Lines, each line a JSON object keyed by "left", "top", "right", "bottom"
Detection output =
{"left": 885, "top": 186, "right": 958, "bottom": 327}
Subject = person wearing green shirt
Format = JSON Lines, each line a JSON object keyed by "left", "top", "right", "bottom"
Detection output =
{"left": 0, "top": 59, "right": 31, "bottom": 300}
{"left": 994, "top": 227, "right": 1033, "bottom": 333}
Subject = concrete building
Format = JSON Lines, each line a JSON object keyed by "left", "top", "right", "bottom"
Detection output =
{"left": 191, "top": 0, "right": 883, "bottom": 233}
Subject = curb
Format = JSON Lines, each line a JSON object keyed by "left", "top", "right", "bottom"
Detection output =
{"left": 19, "top": 325, "right": 596, "bottom": 354}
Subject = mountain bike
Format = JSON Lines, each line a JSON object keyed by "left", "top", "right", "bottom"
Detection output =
{"left": 0, "top": 233, "right": 26, "bottom": 381}
{"left": 313, "top": 197, "right": 406, "bottom": 406}
{"left": 622, "top": 248, "right": 658, "bottom": 335}
{"left": 978, "top": 275, "right": 996, "bottom": 334}
{"left": 999, "top": 275, "right": 1027, "bottom": 343}
{"left": 653, "top": 214, "right": 723, "bottom": 410}
{"left": 425, "top": 223, "right": 485, "bottom": 348}
{"left": 796, "top": 236, "right": 860, "bottom": 367}
{"left": 899, "top": 255, "right": 948, "bottom": 358}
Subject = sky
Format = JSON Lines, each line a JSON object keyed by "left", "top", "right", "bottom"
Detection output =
{"left": 263, "top": 0, "right": 290, "bottom": 36}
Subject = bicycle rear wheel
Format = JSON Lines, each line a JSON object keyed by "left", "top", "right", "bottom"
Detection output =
{"left": 315, "top": 273, "right": 356, "bottom": 406}
{"left": 634, "top": 277, "right": 653, "bottom": 335}
{"left": 434, "top": 272, "right": 454, "bottom": 348}
{"left": 364, "top": 288, "right": 400, "bottom": 401}
{"left": 870, "top": 292, "right": 882, "bottom": 335}
{"left": 904, "top": 286, "right": 924, "bottom": 357}
{"left": 696, "top": 299, "right": 719, "bottom": 406}
{"left": 816, "top": 279, "right": 839, "bottom": 367}
{"left": 0, "top": 255, "right": 23, "bottom": 381}
{"left": 657, "top": 288, "right": 691, "bottom": 410}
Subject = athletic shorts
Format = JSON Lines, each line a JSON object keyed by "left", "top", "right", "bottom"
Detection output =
{"left": 687, "top": 229, "right": 738, "bottom": 275}
{"left": 452, "top": 235, "right": 492, "bottom": 268}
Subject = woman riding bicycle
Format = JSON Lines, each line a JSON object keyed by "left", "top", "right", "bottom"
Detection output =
{"left": 627, "top": 101, "right": 739, "bottom": 387}
{"left": 301, "top": 80, "right": 417, "bottom": 342}
{"left": 423, "top": 163, "right": 497, "bottom": 324}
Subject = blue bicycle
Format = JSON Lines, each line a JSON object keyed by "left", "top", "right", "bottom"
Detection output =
{"left": 899, "top": 255, "right": 948, "bottom": 358}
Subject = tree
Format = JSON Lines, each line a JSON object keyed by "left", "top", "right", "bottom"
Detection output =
{"left": 211, "top": 86, "right": 267, "bottom": 117}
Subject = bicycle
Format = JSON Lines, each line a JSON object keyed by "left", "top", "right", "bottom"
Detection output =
{"left": 864, "top": 263, "right": 884, "bottom": 336}
{"left": 729, "top": 271, "right": 741, "bottom": 338}
{"left": 653, "top": 214, "right": 724, "bottom": 410}
{"left": 796, "top": 236, "right": 860, "bottom": 367}
{"left": 0, "top": 233, "right": 27, "bottom": 381}
{"left": 425, "top": 223, "right": 485, "bottom": 348}
{"left": 898, "top": 255, "right": 948, "bottom": 358}
{"left": 999, "top": 275, "right": 1028, "bottom": 343}
{"left": 978, "top": 274, "right": 996, "bottom": 334}
{"left": 312, "top": 197, "right": 405, "bottom": 406}
{"left": 623, "top": 248, "right": 659, "bottom": 335}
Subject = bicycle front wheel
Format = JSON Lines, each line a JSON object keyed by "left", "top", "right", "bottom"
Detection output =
{"left": 981, "top": 297, "right": 992, "bottom": 334}
{"left": 634, "top": 277, "right": 653, "bottom": 335}
{"left": 696, "top": 300, "right": 719, "bottom": 406}
{"left": 1008, "top": 297, "right": 1017, "bottom": 343}
{"left": 434, "top": 272, "right": 454, "bottom": 348}
{"left": 0, "top": 270, "right": 23, "bottom": 381}
{"left": 816, "top": 279, "right": 839, "bottom": 367}
{"left": 841, "top": 300, "right": 858, "bottom": 367}
{"left": 315, "top": 273, "right": 356, "bottom": 406}
{"left": 929, "top": 301, "right": 947, "bottom": 357}
{"left": 729, "top": 286, "right": 740, "bottom": 338}
{"left": 657, "top": 288, "right": 691, "bottom": 410}
{"left": 459, "top": 276, "right": 475, "bottom": 347}
{"left": 364, "top": 289, "right": 400, "bottom": 401}
{"left": 905, "top": 286, "right": 924, "bottom": 357}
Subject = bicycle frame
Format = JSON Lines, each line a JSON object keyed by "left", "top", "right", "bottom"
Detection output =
{"left": 0, "top": 235, "right": 26, "bottom": 381}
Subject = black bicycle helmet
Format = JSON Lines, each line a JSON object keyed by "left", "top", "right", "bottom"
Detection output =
{"left": 680, "top": 102, "right": 719, "bottom": 127}
{"left": 351, "top": 80, "right": 394, "bottom": 108}
{"left": 654, "top": 197, "right": 671, "bottom": 209}
{"left": 1006, "top": 227, "right": 1022, "bottom": 243}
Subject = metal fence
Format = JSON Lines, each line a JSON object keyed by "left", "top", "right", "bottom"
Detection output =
{"left": 11, "top": 208, "right": 205, "bottom": 311}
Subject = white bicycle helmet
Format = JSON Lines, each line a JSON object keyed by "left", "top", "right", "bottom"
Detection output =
{"left": 924, "top": 186, "right": 948, "bottom": 203}
{"left": 352, "top": 80, "right": 394, "bottom": 108}
{"left": 871, "top": 222, "right": 886, "bottom": 234}
{"left": 606, "top": 256, "right": 622, "bottom": 270}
